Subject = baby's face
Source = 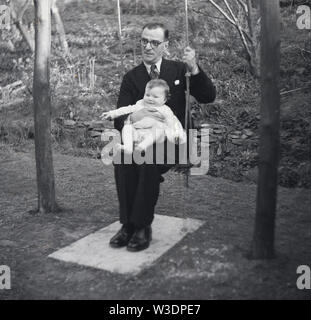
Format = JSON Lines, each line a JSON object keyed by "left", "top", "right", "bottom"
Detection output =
{"left": 143, "top": 86, "right": 166, "bottom": 108}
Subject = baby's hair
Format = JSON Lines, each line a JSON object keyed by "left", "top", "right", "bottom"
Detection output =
{"left": 146, "top": 79, "right": 170, "bottom": 100}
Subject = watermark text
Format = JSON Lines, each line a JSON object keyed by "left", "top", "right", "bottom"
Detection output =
{"left": 0, "top": 265, "right": 11, "bottom": 290}
{"left": 100, "top": 128, "right": 210, "bottom": 176}
{"left": 296, "top": 265, "right": 310, "bottom": 290}
{"left": 297, "top": 5, "right": 311, "bottom": 29}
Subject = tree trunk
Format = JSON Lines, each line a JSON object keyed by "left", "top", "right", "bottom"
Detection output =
{"left": 152, "top": 0, "right": 157, "bottom": 13}
{"left": 33, "top": 0, "right": 57, "bottom": 213}
{"left": 0, "top": 39, "right": 15, "bottom": 52}
{"left": 10, "top": 0, "right": 35, "bottom": 52}
{"left": 252, "top": 0, "right": 281, "bottom": 259}
{"left": 50, "top": 0, "right": 70, "bottom": 56}
{"left": 17, "top": 20, "right": 35, "bottom": 51}
{"left": 246, "top": 0, "right": 260, "bottom": 77}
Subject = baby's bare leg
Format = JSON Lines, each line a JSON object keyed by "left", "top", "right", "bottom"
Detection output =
{"left": 136, "top": 128, "right": 165, "bottom": 151}
{"left": 116, "top": 123, "right": 136, "bottom": 154}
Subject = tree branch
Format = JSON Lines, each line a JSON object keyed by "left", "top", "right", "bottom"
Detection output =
{"left": 208, "top": 0, "right": 235, "bottom": 25}
{"left": 17, "top": 0, "right": 31, "bottom": 22}
{"left": 236, "top": 0, "right": 248, "bottom": 14}
{"left": 51, "top": 0, "right": 70, "bottom": 56}
{"left": 207, "top": 0, "right": 252, "bottom": 43}
{"left": 208, "top": 0, "right": 258, "bottom": 77}
{"left": 10, "top": 0, "right": 34, "bottom": 52}
{"left": 223, "top": 0, "right": 254, "bottom": 67}
{"left": 223, "top": 0, "right": 238, "bottom": 22}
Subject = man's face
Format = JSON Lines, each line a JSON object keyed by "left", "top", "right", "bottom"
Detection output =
{"left": 143, "top": 86, "right": 166, "bottom": 108}
{"left": 141, "top": 27, "right": 168, "bottom": 65}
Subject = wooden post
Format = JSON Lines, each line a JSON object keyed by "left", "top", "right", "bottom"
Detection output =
{"left": 252, "top": 0, "right": 281, "bottom": 258}
{"left": 33, "top": 0, "right": 57, "bottom": 213}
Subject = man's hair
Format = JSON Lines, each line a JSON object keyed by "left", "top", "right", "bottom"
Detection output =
{"left": 146, "top": 79, "right": 170, "bottom": 100}
{"left": 142, "top": 23, "right": 169, "bottom": 41}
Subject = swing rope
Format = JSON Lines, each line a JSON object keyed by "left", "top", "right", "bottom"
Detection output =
{"left": 180, "top": 0, "right": 192, "bottom": 232}
{"left": 115, "top": 1, "right": 192, "bottom": 230}
{"left": 117, "top": 0, "right": 124, "bottom": 76}
{"left": 184, "top": 0, "right": 192, "bottom": 188}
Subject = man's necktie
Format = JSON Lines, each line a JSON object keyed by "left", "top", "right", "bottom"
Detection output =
{"left": 150, "top": 64, "right": 159, "bottom": 79}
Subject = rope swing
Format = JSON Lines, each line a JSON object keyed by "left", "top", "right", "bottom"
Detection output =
{"left": 180, "top": 0, "right": 192, "bottom": 232}
{"left": 117, "top": 0, "right": 124, "bottom": 76}
{"left": 113, "top": 0, "right": 192, "bottom": 230}
{"left": 184, "top": 0, "right": 192, "bottom": 188}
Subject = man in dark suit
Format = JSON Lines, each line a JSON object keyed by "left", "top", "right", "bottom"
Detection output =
{"left": 110, "top": 22, "right": 216, "bottom": 252}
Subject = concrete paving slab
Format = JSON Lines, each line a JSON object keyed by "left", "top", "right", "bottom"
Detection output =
{"left": 48, "top": 214, "right": 204, "bottom": 275}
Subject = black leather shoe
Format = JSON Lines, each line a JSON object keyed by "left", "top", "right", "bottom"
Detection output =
{"left": 127, "top": 226, "right": 152, "bottom": 252}
{"left": 109, "top": 225, "right": 134, "bottom": 248}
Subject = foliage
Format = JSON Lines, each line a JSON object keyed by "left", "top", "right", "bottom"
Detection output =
{"left": 0, "top": 0, "right": 310, "bottom": 188}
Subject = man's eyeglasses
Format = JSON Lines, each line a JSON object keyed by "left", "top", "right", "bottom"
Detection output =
{"left": 140, "top": 38, "right": 165, "bottom": 48}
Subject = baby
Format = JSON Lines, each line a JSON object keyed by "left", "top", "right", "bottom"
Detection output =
{"left": 100, "top": 79, "right": 186, "bottom": 154}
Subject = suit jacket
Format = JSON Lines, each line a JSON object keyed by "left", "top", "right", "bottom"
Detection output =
{"left": 114, "top": 58, "right": 216, "bottom": 132}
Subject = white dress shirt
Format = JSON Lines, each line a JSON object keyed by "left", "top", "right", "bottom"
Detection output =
{"left": 143, "top": 58, "right": 162, "bottom": 76}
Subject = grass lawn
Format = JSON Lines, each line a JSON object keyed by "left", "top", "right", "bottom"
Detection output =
{"left": 0, "top": 145, "right": 310, "bottom": 299}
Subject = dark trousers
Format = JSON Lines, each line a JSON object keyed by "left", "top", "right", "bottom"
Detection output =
{"left": 113, "top": 139, "right": 177, "bottom": 228}
{"left": 114, "top": 162, "right": 172, "bottom": 229}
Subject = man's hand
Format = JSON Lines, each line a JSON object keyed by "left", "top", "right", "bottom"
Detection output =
{"left": 131, "top": 106, "right": 166, "bottom": 124}
{"left": 182, "top": 46, "right": 199, "bottom": 75}
{"left": 100, "top": 111, "right": 113, "bottom": 121}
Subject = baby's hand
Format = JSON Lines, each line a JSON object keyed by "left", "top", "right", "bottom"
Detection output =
{"left": 100, "top": 111, "right": 113, "bottom": 121}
